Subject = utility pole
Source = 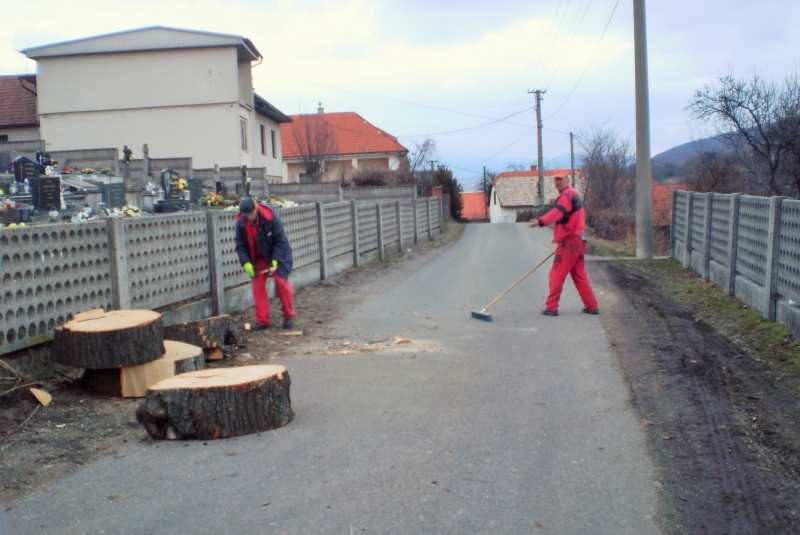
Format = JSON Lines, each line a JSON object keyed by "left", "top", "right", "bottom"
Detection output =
{"left": 483, "top": 166, "right": 488, "bottom": 221}
{"left": 633, "top": 0, "right": 653, "bottom": 258}
{"left": 529, "top": 89, "right": 546, "bottom": 206}
{"left": 570, "top": 132, "right": 575, "bottom": 188}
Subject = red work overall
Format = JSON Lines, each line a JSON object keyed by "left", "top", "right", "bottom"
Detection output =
{"left": 539, "top": 186, "right": 598, "bottom": 312}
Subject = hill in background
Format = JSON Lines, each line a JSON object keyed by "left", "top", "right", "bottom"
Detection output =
{"left": 652, "top": 136, "right": 731, "bottom": 184}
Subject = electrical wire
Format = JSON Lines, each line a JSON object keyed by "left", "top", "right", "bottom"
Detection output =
{"left": 543, "top": 0, "right": 621, "bottom": 121}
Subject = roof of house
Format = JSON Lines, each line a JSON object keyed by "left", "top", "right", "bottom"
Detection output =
{"left": 254, "top": 93, "right": 291, "bottom": 124}
{"left": 280, "top": 112, "right": 408, "bottom": 159}
{"left": 0, "top": 75, "right": 38, "bottom": 128}
{"left": 493, "top": 166, "right": 577, "bottom": 183}
{"left": 461, "top": 192, "right": 488, "bottom": 220}
{"left": 652, "top": 181, "right": 690, "bottom": 227}
{"left": 492, "top": 176, "right": 539, "bottom": 207}
{"left": 21, "top": 26, "right": 261, "bottom": 63}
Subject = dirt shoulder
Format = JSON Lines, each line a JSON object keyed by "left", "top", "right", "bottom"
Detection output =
{"left": 589, "top": 249, "right": 800, "bottom": 534}
{"left": 0, "top": 222, "right": 465, "bottom": 508}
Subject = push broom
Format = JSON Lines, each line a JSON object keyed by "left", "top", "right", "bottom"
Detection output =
{"left": 471, "top": 251, "right": 555, "bottom": 321}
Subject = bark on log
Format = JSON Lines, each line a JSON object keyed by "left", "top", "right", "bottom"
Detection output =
{"left": 52, "top": 310, "right": 164, "bottom": 368}
{"left": 136, "top": 365, "right": 293, "bottom": 440}
{"left": 82, "top": 341, "right": 205, "bottom": 398}
{"left": 163, "top": 315, "right": 231, "bottom": 348}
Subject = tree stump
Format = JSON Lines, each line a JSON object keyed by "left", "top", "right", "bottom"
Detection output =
{"left": 136, "top": 365, "right": 293, "bottom": 440}
{"left": 52, "top": 310, "right": 164, "bottom": 368}
{"left": 163, "top": 315, "right": 231, "bottom": 349}
{"left": 82, "top": 341, "right": 205, "bottom": 398}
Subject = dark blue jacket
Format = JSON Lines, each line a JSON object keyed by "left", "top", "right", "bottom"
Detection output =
{"left": 234, "top": 203, "right": 293, "bottom": 278}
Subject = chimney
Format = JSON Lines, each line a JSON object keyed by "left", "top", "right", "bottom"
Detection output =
{"left": 530, "top": 165, "right": 537, "bottom": 172}
{"left": 317, "top": 102, "right": 324, "bottom": 114}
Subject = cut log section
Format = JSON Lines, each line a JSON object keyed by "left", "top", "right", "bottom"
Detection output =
{"left": 163, "top": 315, "right": 231, "bottom": 348}
{"left": 136, "top": 365, "right": 293, "bottom": 440}
{"left": 82, "top": 341, "right": 205, "bottom": 398}
{"left": 52, "top": 310, "right": 164, "bottom": 368}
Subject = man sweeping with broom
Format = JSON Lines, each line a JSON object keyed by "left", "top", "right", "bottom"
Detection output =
{"left": 528, "top": 171, "right": 599, "bottom": 317}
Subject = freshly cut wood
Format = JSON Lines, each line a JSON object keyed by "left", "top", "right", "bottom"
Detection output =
{"left": 82, "top": 341, "right": 205, "bottom": 398}
{"left": 52, "top": 310, "right": 164, "bottom": 369}
{"left": 163, "top": 315, "right": 230, "bottom": 348}
{"left": 136, "top": 365, "right": 293, "bottom": 440}
{"left": 203, "top": 347, "right": 224, "bottom": 361}
{"left": 74, "top": 308, "right": 105, "bottom": 322}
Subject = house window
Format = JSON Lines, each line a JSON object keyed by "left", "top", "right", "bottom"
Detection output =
{"left": 271, "top": 130, "right": 277, "bottom": 158}
{"left": 260, "top": 125, "right": 266, "bottom": 155}
{"left": 0, "top": 135, "right": 8, "bottom": 143}
{"left": 299, "top": 171, "right": 310, "bottom": 183}
{"left": 240, "top": 118, "right": 248, "bottom": 152}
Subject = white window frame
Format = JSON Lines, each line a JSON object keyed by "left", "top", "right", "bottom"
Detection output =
{"left": 240, "top": 118, "right": 248, "bottom": 152}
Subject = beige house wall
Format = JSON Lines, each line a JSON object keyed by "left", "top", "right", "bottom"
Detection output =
{"left": 0, "top": 126, "right": 40, "bottom": 142}
{"left": 282, "top": 154, "right": 394, "bottom": 183}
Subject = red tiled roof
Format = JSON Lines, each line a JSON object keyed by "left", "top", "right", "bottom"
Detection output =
{"left": 493, "top": 167, "right": 577, "bottom": 183}
{"left": 653, "top": 181, "right": 690, "bottom": 227}
{"left": 461, "top": 192, "right": 489, "bottom": 221}
{"left": 280, "top": 112, "right": 408, "bottom": 159}
{"left": 0, "top": 75, "right": 38, "bottom": 128}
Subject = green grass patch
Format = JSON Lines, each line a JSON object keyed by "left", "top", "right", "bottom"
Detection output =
{"left": 619, "top": 257, "right": 800, "bottom": 393}
{"left": 586, "top": 236, "right": 636, "bottom": 258}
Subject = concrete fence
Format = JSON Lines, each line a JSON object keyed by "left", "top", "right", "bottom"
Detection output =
{"left": 670, "top": 190, "right": 800, "bottom": 339}
{"left": 0, "top": 196, "right": 444, "bottom": 356}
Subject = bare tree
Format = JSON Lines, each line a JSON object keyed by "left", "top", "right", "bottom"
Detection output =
{"left": 576, "top": 124, "right": 635, "bottom": 212}
{"left": 687, "top": 69, "right": 793, "bottom": 196}
{"left": 683, "top": 151, "right": 746, "bottom": 193}
{"left": 292, "top": 115, "right": 337, "bottom": 182}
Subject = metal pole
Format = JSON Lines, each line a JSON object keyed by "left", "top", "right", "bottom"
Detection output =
{"left": 634, "top": 0, "right": 653, "bottom": 258}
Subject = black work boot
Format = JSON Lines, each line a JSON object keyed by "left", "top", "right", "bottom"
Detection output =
{"left": 282, "top": 317, "right": 295, "bottom": 329}
{"left": 541, "top": 309, "right": 559, "bottom": 316}
{"left": 582, "top": 308, "right": 600, "bottom": 315}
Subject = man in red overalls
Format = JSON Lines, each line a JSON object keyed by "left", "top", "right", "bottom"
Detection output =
{"left": 528, "top": 172, "right": 599, "bottom": 316}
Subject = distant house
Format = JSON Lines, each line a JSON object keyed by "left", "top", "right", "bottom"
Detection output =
{"left": 280, "top": 107, "right": 408, "bottom": 183}
{"left": 19, "top": 26, "right": 290, "bottom": 179}
{"left": 0, "top": 74, "right": 39, "bottom": 143}
{"left": 489, "top": 167, "right": 585, "bottom": 223}
{"left": 460, "top": 192, "right": 489, "bottom": 222}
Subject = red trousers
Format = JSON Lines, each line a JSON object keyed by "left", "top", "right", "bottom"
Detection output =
{"left": 251, "top": 258, "right": 295, "bottom": 326}
{"left": 546, "top": 235, "right": 598, "bottom": 312}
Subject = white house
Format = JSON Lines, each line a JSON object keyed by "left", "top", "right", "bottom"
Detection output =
{"left": 489, "top": 167, "right": 586, "bottom": 223}
{"left": 21, "top": 26, "right": 290, "bottom": 181}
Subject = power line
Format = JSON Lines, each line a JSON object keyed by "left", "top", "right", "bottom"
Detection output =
{"left": 398, "top": 106, "right": 535, "bottom": 138}
{"left": 543, "top": 0, "right": 621, "bottom": 121}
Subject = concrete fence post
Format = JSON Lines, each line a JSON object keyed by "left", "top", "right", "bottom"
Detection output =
{"left": 350, "top": 199, "right": 361, "bottom": 268}
{"left": 439, "top": 196, "right": 445, "bottom": 232}
{"left": 726, "top": 194, "right": 741, "bottom": 296}
{"left": 701, "top": 194, "right": 713, "bottom": 280}
{"left": 683, "top": 193, "right": 694, "bottom": 268}
{"left": 669, "top": 189, "right": 678, "bottom": 258}
{"left": 106, "top": 218, "right": 131, "bottom": 310}
{"left": 396, "top": 201, "right": 403, "bottom": 253}
{"left": 427, "top": 198, "right": 433, "bottom": 240}
{"left": 206, "top": 210, "right": 227, "bottom": 315}
{"left": 376, "top": 203, "right": 385, "bottom": 261}
{"left": 316, "top": 202, "right": 328, "bottom": 280}
{"left": 413, "top": 200, "right": 419, "bottom": 245}
{"left": 763, "top": 196, "right": 785, "bottom": 321}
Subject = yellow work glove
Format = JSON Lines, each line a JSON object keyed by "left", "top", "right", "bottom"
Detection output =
{"left": 243, "top": 262, "right": 255, "bottom": 278}
{"left": 267, "top": 260, "right": 278, "bottom": 275}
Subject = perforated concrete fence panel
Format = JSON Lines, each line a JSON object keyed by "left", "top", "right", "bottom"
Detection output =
{"left": 710, "top": 194, "right": 733, "bottom": 266}
{"left": 0, "top": 222, "right": 113, "bottom": 355}
{"left": 736, "top": 195, "right": 770, "bottom": 287}
{"left": 416, "top": 199, "right": 429, "bottom": 237}
{"left": 357, "top": 204, "right": 378, "bottom": 253}
{"left": 690, "top": 192, "right": 706, "bottom": 254}
{"left": 778, "top": 199, "right": 800, "bottom": 305}
{"left": 431, "top": 199, "right": 442, "bottom": 231}
{"left": 323, "top": 202, "right": 354, "bottom": 259}
{"left": 281, "top": 204, "right": 319, "bottom": 271}
{"left": 124, "top": 213, "right": 211, "bottom": 310}
{"left": 213, "top": 211, "right": 250, "bottom": 291}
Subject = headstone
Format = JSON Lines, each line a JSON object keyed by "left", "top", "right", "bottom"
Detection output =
{"left": 35, "top": 150, "right": 51, "bottom": 169}
{"left": 0, "top": 153, "right": 11, "bottom": 174}
{"left": 187, "top": 178, "right": 203, "bottom": 202}
{"left": 161, "top": 168, "right": 181, "bottom": 200}
{"left": 102, "top": 183, "right": 126, "bottom": 209}
{"left": 30, "top": 176, "right": 61, "bottom": 210}
{"left": 235, "top": 183, "right": 246, "bottom": 196}
{"left": 13, "top": 156, "right": 39, "bottom": 183}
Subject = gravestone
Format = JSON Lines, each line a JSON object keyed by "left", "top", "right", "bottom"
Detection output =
{"left": 30, "top": 176, "right": 61, "bottom": 210}
{"left": 0, "top": 153, "right": 11, "bottom": 174}
{"left": 13, "top": 156, "right": 39, "bottom": 183}
{"left": 35, "top": 150, "right": 51, "bottom": 169}
{"left": 153, "top": 168, "right": 187, "bottom": 213}
{"left": 235, "top": 183, "right": 246, "bottom": 196}
{"left": 102, "top": 183, "right": 126, "bottom": 209}
{"left": 187, "top": 178, "right": 203, "bottom": 203}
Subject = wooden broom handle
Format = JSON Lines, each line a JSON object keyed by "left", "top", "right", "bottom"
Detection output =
{"left": 483, "top": 251, "right": 556, "bottom": 312}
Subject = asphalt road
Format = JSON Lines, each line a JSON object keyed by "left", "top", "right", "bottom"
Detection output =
{"left": 8, "top": 223, "right": 662, "bottom": 534}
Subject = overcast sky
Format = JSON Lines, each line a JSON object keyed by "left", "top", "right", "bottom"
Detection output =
{"left": 2, "top": 0, "right": 799, "bottom": 189}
